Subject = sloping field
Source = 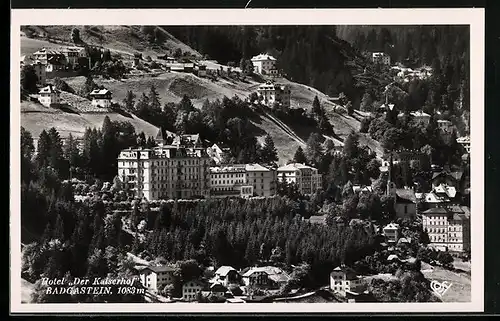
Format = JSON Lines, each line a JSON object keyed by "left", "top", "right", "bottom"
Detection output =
{"left": 21, "top": 102, "right": 159, "bottom": 139}
{"left": 21, "top": 25, "right": 201, "bottom": 58}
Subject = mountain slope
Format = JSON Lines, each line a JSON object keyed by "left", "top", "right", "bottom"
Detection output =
{"left": 21, "top": 25, "right": 201, "bottom": 58}
{"left": 21, "top": 25, "right": 384, "bottom": 163}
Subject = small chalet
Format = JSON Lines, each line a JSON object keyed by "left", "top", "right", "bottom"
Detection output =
{"left": 206, "top": 143, "right": 231, "bottom": 165}
{"left": 90, "top": 89, "right": 113, "bottom": 108}
{"left": 38, "top": 84, "right": 61, "bottom": 107}
{"left": 382, "top": 223, "right": 399, "bottom": 243}
{"left": 212, "top": 266, "right": 240, "bottom": 286}
{"left": 241, "top": 266, "right": 290, "bottom": 289}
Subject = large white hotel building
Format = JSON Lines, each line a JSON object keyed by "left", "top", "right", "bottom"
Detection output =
{"left": 118, "top": 130, "right": 320, "bottom": 201}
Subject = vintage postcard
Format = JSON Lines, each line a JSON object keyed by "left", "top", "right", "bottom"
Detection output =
{"left": 10, "top": 8, "right": 484, "bottom": 314}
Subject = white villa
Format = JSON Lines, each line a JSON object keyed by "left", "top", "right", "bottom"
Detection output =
{"left": 90, "top": 89, "right": 113, "bottom": 108}
{"left": 38, "top": 84, "right": 61, "bottom": 107}
{"left": 256, "top": 81, "right": 291, "bottom": 108}
{"left": 251, "top": 53, "right": 278, "bottom": 75}
{"left": 277, "top": 163, "right": 322, "bottom": 195}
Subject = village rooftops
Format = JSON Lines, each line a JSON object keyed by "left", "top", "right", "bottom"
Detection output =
{"left": 39, "top": 85, "right": 59, "bottom": 94}
{"left": 209, "top": 165, "right": 246, "bottom": 173}
{"left": 90, "top": 89, "right": 112, "bottom": 96}
{"left": 383, "top": 223, "right": 399, "bottom": 230}
{"left": 331, "top": 265, "right": 359, "bottom": 280}
{"left": 395, "top": 189, "right": 417, "bottom": 203}
{"left": 457, "top": 136, "right": 470, "bottom": 143}
{"left": 215, "top": 266, "right": 237, "bottom": 277}
{"left": 242, "top": 266, "right": 289, "bottom": 282}
{"left": 432, "top": 170, "right": 464, "bottom": 181}
{"left": 33, "top": 48, "right": 64, "bottom": 56}
{"left": 278, "top": 163, "right": 317, "bottom": 171}
{"left": 434, "top": 184, "right": 457, "bottom": 198}
{"left": 251, "top": 53, "right": 277, "bottom": 61}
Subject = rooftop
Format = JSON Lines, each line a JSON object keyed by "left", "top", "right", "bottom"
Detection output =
{"left": 251, "top": 53, "right": 277, "bottom": 61}
{"left": 278, "top": 163, "right": 317, "bottom": 171}
{"left": 214, "top": 266, "right": 238, "bottom": 277}
{"left": 395, "top": 189, "right": 417, "bottom": 203}
{"left": 383, "top": 223, "right": 399, "bottom": 230}
{"left": 210, "top": 165, "right": 246, "bottom": 173}
{"left": 141, "top": 265, "right": 176, "bottom": 274}
{"left": 39, "top": 85, "right": 59, "bottom": 94}
{"left": 242, "top": 266, "right": 288, "bottom": 279}
{"left": 245, "top": 164, "right": 271, "bottom": 172}
{"left": 90, "top": 89, "right": 112, "bottom": 96}
{"left": 331, "top": 265, "right": 359, "bottom": 280}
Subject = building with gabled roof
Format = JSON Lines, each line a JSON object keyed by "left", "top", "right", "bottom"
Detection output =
{"left": 242, "top": 266, "right": 290, "bottom": 289}
{"left": 90, "top": 88, "right": 112, "bottom": 108}
{"left": 137, "top": 265, "right": 176, "bottom": 293}
{"left": 251, "top": 53, "right": 278, "bottom": 75}
{"left": 382, "top": 223, "right": 400, "bottom": 243}
{"left": 256, "top": 81, "right": 290, "bottom": 108}
{"left": 330, "top": 265, "right": 365, "bottom": 297}
{"left": 394, "top": 188, "right": 417, "bottom": 218}
{"left": 212, "top": 266, "right": 240, "bottom": 286}
{"left": 38, "top": 84, "right": 61, "bottom": 107}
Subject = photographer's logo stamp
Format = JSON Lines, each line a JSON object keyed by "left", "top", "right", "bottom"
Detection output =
{"left": 430, "top": 280, "right": 452, "bottom": 297}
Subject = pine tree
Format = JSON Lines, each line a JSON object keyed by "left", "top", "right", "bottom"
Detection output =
{"left": 292, "top": 146, "right": 307, "bottom": 164}
{"left": 21, "top": 127, "right": 35, "bottom": 161}
{"left": 260, "top": 134, "right": 278, "bottom": 164}
{"left": 312, "top": 96, "right": 322, "bottom": 116}
{"left": 123, "top": 90, "right": 136, "bottom": 111}
{"left": 148, "top": 84, "right": 161, "bottom": 112}
{"left": 35, "top": 130, "right": 52, "bottom": 170}
{"left": 305, "top": 133, "right": 323, "bottom": 167}
{"left": 64, "top": 133, "right": 81, "bottom": 171}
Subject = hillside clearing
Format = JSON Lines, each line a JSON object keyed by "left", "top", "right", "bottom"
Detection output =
{"left": 21, "top": 25, "right": 201, "bottom": 58}
{"left": 21, "top": 102, "right": 159, "bottom": 139}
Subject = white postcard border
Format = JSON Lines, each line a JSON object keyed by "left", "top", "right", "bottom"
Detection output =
{"left": 10, "top": 8, "right": 485, "bottom": 314}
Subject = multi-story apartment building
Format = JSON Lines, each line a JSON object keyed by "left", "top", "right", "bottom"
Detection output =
{"left": 256, "top": 81, "right": 291, "bottom": 108}
{"left": 251, "top": 53, "right": 278, "bottom": 75}
{"left": 117, "top": 131, "right": 211, "bottom": 201}
{"left": 421, "top": 205, "right": 471, "bottom": 252}
{"left": 209, "top": 165, "right": 254, "bottom": 198}
{"left": 245, "top": 163, "right": 277, "bottom": 197}
{"left": 138, "top": 265, "right": 175, "bottom": 293}
{"left": 371, "top": 52, "right": 391, "bottom": 65}
{"left": 277, "top": 163, "right": 322, "bottom": 195}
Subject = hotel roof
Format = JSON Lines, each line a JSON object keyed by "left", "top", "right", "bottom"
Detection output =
{"left": 90, "top": 89, "right": 112, "bottom": 96}
{"left": 251, "top": 53, "right": 277, "bottom": 61}
{"left": 278, "top": 163, "right": 316, "bottom": 171}
{"left": 245, "top": 164, "right": 271, "bottom": 172}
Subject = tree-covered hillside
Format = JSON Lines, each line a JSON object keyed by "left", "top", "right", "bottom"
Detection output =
{"left": 165, "top": 26, "right": 360, "bottom": 105}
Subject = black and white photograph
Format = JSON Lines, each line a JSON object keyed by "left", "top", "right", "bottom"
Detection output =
{"left": 10, "top": 8, "right": 484, "bottom": 314}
